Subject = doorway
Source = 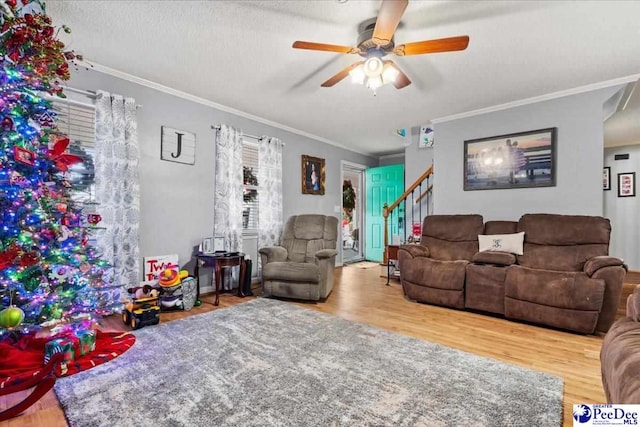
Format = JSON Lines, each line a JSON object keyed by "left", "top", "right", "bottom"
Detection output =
{"left": 365, "top": 164, "right": 405, "bottom": 263}
{"left": 341, "top": 161, "right": 366, "bottom": 264}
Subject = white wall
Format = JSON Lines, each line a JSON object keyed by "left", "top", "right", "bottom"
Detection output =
{"left": 604, "top": 145, "right": 640, "bottom": 269}
{"left": 432, "top": 86, "right": 623, "bottom": 221}
{"left": 67, "top": 68, "right": 377, "bottom": 281}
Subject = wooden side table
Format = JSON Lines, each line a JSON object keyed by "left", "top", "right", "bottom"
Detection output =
{"left": 194, "top": 253, "right": 246, "bottom": 306}
{"left": 386, "top": 245, "right": 399, "bottom": 285}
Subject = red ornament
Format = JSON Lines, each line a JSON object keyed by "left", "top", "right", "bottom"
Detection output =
{"left": 0, "top": 244, "right": 22, "bottom": 270}
{"left": 47, "top": 138, "right": 83, "bottom": 172}
{"left": 19, "top": 251, "right": 40, "bottom": 268}
{"left": 2, "top": 117, "right": 13, "bottom": 131}
{"left": 6, "top": 0, "right": 16, "bottom": 8}
{"left": 87, "top": 213, "right": 102, "bottom": 225}
{"left": 14, "top": 146, "right": 37, "bottom": 166}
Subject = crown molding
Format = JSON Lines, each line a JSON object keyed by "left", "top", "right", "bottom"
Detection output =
{"left": 432, "top": 74, "right": 640, "bottom": 124}
{"left": 77, "top": 60, "right": 370, "bottom": 157}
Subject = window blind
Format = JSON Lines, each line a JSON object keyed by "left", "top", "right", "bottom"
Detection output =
{"left": 242, "top": 141, "right": 259, "bottom": 231}
{"left": 51, "top": 100, "right": 96, "bottom": 203}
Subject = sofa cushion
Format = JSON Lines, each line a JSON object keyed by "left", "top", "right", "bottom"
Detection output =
{"left": 422, "top": 214, "right": 484, "bottom": 241}
{"left": 465, "top": 264, "right": 507, "bottom": 314}
{"left": 484, "top": 220, "right": 518, "bottom": 235}
{"left": 600, "top": 317, "right": 640, "bottom": 403}
{"left": 517, "top": 214, "right": 610, "bottom": 271}
{"left": 402, "top": 257, "right": 468, "bottom": 291}
{"left": 472, "top": 251, "right": 516, "bottom": 266}
{"left": 281, "top": 215, "right": 338, "bottom": 263}
{"left": 505, "top": 266, "right": 605, "bottom": 311}
{"left": 421, "top": 214, "right": 484, "bottom": 261}
{"left": 262, "top": 261, "right": 319, "bottom": 283}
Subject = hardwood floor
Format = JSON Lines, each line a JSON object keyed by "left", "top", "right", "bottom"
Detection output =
{"left": 2, "top": 264, "right": 627, "bottom": 427}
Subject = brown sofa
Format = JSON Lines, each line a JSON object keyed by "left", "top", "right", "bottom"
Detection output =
{"left": 398, "top": 213, "right": 626, "bottom": 334}
{"left": 600, "top": 285, "right": 640, "bottom": 403}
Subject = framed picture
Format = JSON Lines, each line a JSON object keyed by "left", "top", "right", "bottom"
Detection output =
{"left": 301, "top": 155, "right": 325, "bottom": 195}
{"left": 463, "top": 127, "right": 556, "bottom": 191}
{"left": 603, "top": 167, "right": 611, "bottom": 191}
{"left": 419, "top": 125, "right": 434, "bottom": 148}
{"left": 618, "top": 172, "right": 636, "bottom": 197}
{"left": 201, "top": 237, "right": 213, "bottom": 253}
{"left": 213, "top": 236, "right": 225, "bottom": 252}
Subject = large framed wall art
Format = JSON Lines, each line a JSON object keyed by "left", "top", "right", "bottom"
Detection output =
{"left": 464, "top": 128, "right": 556, "bottom": 191}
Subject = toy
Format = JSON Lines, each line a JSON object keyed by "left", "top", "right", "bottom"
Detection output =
{"left": 158, "top": 269, "right": 190, "bottom": 311}
{"left": 122, "top": 284, "right": 161, "bottom": 330}
{"left": 158, "top": 269, "right": 188, "bottom": 287}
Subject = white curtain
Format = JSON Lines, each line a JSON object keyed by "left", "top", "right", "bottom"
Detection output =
{"left": 214, "top": 124, "right": 244, "bottom": 253}
{"left": 94, "top": 91, "right": 140, "bottom": 287}
{"left": 258, "top": 136, "right": 284, "bottom": 273}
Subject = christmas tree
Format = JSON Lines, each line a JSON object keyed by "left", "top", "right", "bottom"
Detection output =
{"left": 0, "top": 0, "right": 119, "bottom": 331}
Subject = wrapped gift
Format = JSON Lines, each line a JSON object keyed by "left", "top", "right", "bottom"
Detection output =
{"left": 44, "top": 337, "right": 75, "bottom": 364}
{"left": 75, "top": 329, "right": 96, "bottom": 356}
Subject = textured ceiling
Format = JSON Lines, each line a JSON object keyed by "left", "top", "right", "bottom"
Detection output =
{"left": 47, "top": 1, "right": 640, "bottom": 156}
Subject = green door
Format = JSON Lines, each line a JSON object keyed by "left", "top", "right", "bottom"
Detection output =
{"left": 365, "top": 164, "right": 404, "bottom": 262}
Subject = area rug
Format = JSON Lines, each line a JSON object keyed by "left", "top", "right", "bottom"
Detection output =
{"left": 54, "top": 299, "right": 563, "bottom": 427}
{"left": 348, "top": 261, "right": 380, "bottom": 269}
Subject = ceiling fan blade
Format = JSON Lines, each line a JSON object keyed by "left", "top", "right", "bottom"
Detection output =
{"left": 393, "top": 36, "right": 470, "bottom": 56}
{"left": 372, "top": 0, "right": 409, "bottom": 46}
{"left": 321, "top": 61, "right": 364, "bottom": 87}
{"left": 384, "top": 61, "right": 411, "bottom": 89}
{"left": 292, "top": 41, "right": 360, "bottom": 54}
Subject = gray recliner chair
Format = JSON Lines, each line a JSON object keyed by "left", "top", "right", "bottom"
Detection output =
{"left": 259, "top": 214, "right": 339, "bottom": 301}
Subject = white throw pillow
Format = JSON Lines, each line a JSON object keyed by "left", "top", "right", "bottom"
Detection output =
{"left": 478, "top": 232, "right": 525, "bottom": 255}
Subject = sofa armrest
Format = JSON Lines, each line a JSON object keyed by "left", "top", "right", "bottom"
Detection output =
{"left": 315, "top": 249, "right": 338, "bottom": 261}
{"left": 472, "top": 251, "right": 516, "bottom": 266}
{"left": 258, "top": 246, "right": 288, "bottom": 263}
{"left": 628, "top": 285, "right": 640, "bottom": 321}
{"left": 399, "top": 244, "right": 430, "bottom": 259}
{"left": 589, "top": 259, "right": 628, "bottom": 333}
{"left": 584, "top": 256, "right": 627, "bottom": 277}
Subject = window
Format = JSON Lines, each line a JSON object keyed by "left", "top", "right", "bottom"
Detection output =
{"left": 242, "top": 140, "right": 259, "bottom": 231}
{"left": 50, "top": 99, "right": 103, "bottom": 245}
{"left": 50, "top": 99, "right": 97, "bottom": 204}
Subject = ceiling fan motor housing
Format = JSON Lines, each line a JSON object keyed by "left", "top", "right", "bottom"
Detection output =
{"left": 357, "top": 19, "right": 394, "bottom": 57}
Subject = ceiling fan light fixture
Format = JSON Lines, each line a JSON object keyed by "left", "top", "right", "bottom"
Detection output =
{"left": 366, "top": 75, "right": 383, "bottom": 90}
{"left": 363, "top": 57, "right": 384, "bottom": 78}
{"left": 381, "top": 64, "right": 399, "bottom": 84}
{"left": 349, "top": 65, "right": 365, "bottom": 84}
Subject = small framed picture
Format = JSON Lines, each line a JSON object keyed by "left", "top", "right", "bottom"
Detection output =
{"left": 618, "top": 172, "right": 636, "bottom": 197}
{"left": 603, "top": 167, "right": 611, "bottom": 191}
{"left": 419, "top": 125, "right": 434, "bottom": 148}
{"left": 213, "top": 236, "right": 225, "bottom": 252}
{"left": 201, "top": 237, "right": 213, "bottom": 253}
{"left": 301, "top": 155, "right": 325, "bottom": 195}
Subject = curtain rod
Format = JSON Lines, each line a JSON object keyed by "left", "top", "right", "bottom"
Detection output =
{"left": 211, "top": 125, "right": 285, "bottom": 145}
{"left": 62, "top": 85, "right": 143, "bottom": 109}
{"left": 211, "top": 125, "right": 260, "bottom": 141}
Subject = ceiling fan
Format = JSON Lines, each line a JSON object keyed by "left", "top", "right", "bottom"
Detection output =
{"left": 292, "top": 0, "right": 469, "bottom": 91}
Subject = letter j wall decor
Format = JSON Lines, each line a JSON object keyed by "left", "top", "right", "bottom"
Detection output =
{"left": 161, "top": 126, "right": 195, "bottom": 165}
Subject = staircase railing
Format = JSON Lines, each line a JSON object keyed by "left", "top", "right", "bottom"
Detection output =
{"left": 382, "top": 165, "right": 433, "bottom": 263}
